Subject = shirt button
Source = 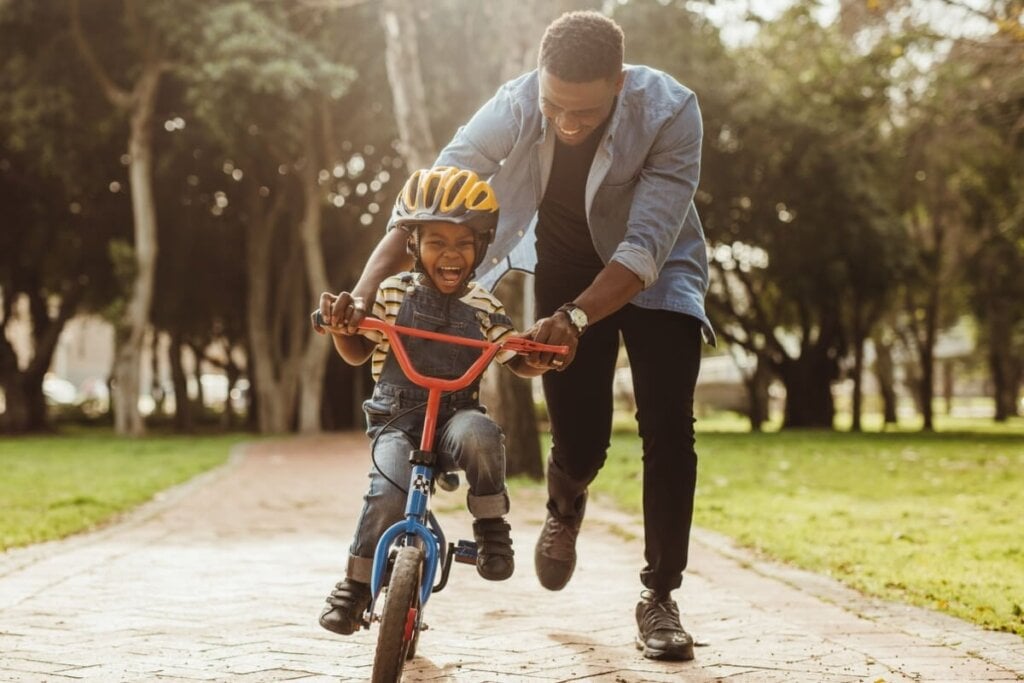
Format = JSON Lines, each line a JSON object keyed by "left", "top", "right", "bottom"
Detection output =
{"left": 491, "top": 257, "right": 498, "bottom": 264}
{"left": 471, "top": 392, "right": 478, "bottom": 399}
{"left": 517, "top": 230, "right": 524, "bottom": 237}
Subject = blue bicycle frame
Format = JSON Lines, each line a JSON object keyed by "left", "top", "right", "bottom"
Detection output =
{"left": 368, "top": 459, "right": 446, "bottom": 611}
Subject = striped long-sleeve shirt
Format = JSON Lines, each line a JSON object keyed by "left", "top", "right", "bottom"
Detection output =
{"left": 361, "top": 273, "right": 517, "bottom": 383}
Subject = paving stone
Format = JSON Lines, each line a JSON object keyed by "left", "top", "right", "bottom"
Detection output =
{"left": 0, "top": 434, "right": 1021, "bottom": 682}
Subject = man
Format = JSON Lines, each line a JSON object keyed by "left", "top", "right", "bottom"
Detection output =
{"left": 330, "top": 10, "right": 712, "bottom": 662}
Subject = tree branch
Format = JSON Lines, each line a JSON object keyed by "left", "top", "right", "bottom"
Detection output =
{"left": 69, "top": 0, "right": 133, "bottom": 109}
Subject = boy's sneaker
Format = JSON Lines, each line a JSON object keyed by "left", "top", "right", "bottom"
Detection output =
{"left": 635, "top": 590, "right": 695, "bottom": 661}
{"left": 472, "top": 517, "right": 514, "bottom": 581}
{"left": 534, "top": 492, "right": 586, "bottom": 591}
{"left": 319, "top": 578, "right": 371, "bottom": 635}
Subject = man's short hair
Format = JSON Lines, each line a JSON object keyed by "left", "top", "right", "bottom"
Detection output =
{"left": 538, "top": 11, "right": 624, "bottom": 83}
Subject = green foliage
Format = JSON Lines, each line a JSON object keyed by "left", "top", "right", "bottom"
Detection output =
{"left": 591, "top": 423, "right": 1024, "bottom": 636}
{"left": 0, "top": 431, "right": 244, "bottom": 550}
{"left": 183, "top": 2, "right": 355, "bottom": 155}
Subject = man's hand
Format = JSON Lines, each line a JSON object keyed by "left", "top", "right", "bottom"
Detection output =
{"left": 523, "top": 312, "right": 579, "bottom": 371}
{"left": 313, "top": 291, "right": 368, "bottom": 336}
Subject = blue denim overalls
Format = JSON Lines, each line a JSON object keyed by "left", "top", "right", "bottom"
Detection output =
{"left": 346, "top": 275, "right": 510, "bottom": 583}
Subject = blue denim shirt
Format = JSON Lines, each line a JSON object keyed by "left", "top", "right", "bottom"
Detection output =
{"left": 419, "top": 65, "right": 714, "bottom": 344}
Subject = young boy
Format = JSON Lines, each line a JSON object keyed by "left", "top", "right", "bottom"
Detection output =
{"left": 312, "top": 167, "right": 550, "bottom": 636}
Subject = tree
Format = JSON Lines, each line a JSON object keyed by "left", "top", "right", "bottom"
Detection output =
{"left": 181, "top": 2, "right": 391, "bottom": 433}
{"left": 69, "top": 0, "right": 177, "bottom": 435}
{"left": 0, "top": 2, "right": 126, "bottom": 433}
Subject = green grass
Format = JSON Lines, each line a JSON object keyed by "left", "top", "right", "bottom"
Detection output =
{"left": 590, "top": 417, "right": 1024, "bottom": 637}
{"left": 0, "top": 430, "right": 244, "bottom": 551}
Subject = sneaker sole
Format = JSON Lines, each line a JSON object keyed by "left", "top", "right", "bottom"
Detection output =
{"left": 635, "top": 634, "right": 695, "bottom": 661}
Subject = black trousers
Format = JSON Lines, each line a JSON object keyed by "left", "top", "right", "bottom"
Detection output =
{"left": 536, "top": 276, "right": 702, "bottom": 594}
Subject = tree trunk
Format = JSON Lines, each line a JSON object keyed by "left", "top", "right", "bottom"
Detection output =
{"left": 851, "top": 336, "right": 865, "bottom": 432}
{"left": 0, "top": 287, "right": 80, "bottom": 433}
{"left": 779, "top": 352, "right": 835, "bottom": 428}
{"left": 873, "top": 334, "right": 898, "bottom": 425}
{"left": 70, "top": 2, "right": 165, "bottom": 436}
{"left": 989, "top": 305, "right": 1022, "bottom": 421}
{"left": 169, "top": 332, "right": 192, "bottom": 432}
{"left": 221, "top": 354, "right": 241, "bottom": 430}
{"left": 187, "top": 342, "right": 206, "bottom": 411}
{"left": 918, "top": 283, "right": 938, "bottom": 431}
{"left": 379, "top": 0, "right": 437, "bottom": 170}
{"left": 942, "top": 359, "right": 954, "bottom": 416}
{"left": 245, "top": 189, "right": 303, "bottom": 433}
{"left": 0, "top": 373, "right": 48, "bottom": 433}
{"left": 481, "top": 272, "right": 544, "bottom": 479}
{"left": 297, "top": 133, "right": 331, "bottom": 433}
{"left": 745, "top": 357, "right": 772, "bottom": 432}
{"left": 111, "top": 64, "right": 162, "bottom": 436}
{"left": 151, "top": 333, "right": 166, "bottom": 415}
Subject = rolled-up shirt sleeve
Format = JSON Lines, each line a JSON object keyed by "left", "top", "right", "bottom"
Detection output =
{"left": 609, "top": 94, "right": 703, "bottom": 288}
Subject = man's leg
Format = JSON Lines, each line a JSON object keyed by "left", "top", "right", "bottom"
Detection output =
{"left": 535, "top": 306, "right": 621, "bottom": 590}
{"left": 621, "top": 307, "right": 702, "bottom": 660}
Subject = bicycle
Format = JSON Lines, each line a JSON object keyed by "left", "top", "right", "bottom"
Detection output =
{"left": 315, "top": 311, "right": 567, "bottom": 682}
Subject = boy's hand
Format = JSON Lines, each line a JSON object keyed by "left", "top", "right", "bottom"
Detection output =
{"left": 314, "top": 291, "right": 368, "bottom": 336}
{"left": 522, "top": 316, "right": 578, "bottom": 371}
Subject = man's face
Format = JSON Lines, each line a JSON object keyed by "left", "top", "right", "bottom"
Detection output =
{"left": 415, "top": 221, "right": 477, "bottom": 294}
{"left": 539, "top": 68, "right": 624, "bottom": 146}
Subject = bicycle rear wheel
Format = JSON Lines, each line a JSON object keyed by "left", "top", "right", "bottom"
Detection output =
{"left": 372, "top": 545, "right": 423, "bottom": 683}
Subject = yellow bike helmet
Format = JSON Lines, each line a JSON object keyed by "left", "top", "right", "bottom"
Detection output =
{"left": 394, "top": 167, "right": 499, "bottom": 274}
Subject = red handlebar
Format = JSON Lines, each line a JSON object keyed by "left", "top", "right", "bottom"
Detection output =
{"left": 315, "top": 312, "right": 568, "bottom": 393}
{"left": 315, "top": 311, "right": 568, "bottom": 451}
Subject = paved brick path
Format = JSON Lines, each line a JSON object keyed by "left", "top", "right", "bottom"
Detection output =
{"left": 1, "top": 435, "right": 1022, "bottom": 682}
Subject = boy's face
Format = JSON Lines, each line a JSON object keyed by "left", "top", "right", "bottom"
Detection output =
{"left": 415, "top": 221, "right": 477, "bottom": 294}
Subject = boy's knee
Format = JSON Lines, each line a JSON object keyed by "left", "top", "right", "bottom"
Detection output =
{"left": 452, "top": 413, "right": 505, "bottom": 459}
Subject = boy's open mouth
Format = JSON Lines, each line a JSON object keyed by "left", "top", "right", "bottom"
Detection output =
{"left": 436, "top": 265, "right": 464, "bottom": 287}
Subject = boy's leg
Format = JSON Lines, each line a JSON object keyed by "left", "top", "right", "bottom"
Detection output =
{"left": 320, "top": 429, "right": 415, "bottom": 635}
{"left": 437, "top": 410, "right": 509, "bottom": 517}
{"left": 437, "top": 411, "right": 513, "bottom": 580}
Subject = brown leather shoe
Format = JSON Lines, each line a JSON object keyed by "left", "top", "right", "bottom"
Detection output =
{"left": 534, "top": 492, "right": 586, "bottom": 591}
{"left": 635, "top": 590, "right": 695, "bottom": 660}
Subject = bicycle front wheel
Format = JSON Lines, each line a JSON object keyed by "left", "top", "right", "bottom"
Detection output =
{"left": 372, "top": 545, "right": 424, "bottom": 683}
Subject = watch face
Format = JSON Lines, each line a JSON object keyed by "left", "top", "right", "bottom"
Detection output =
{"left": 569, "top": 307, "right": 587, "bottom": 329}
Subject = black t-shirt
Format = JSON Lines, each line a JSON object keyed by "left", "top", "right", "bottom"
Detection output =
{"left": 535, "top": 118, "right": 609, "bottom": 292}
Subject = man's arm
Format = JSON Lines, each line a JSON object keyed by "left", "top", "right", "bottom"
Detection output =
{"left": 322, "top": 228, "right": 412, "bottom": 334}
{"left": 523, "top": 263, "right": 643, "bottom": 369}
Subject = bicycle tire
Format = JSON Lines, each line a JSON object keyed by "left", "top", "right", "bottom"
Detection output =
{"left": 372, "top": 545, "right": 423, "bottom": 682}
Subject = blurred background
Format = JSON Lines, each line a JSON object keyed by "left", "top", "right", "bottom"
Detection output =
{"left": 1, "top": 0, "right": 1021, "bottom": 449}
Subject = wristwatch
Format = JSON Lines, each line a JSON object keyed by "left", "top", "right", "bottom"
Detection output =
{"left": 556, "top": 303, "right": 589, "bottom": 337}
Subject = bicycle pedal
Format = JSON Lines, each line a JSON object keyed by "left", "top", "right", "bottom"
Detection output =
{"left": 452, "top": 539, "right": 478, "bottom": 564}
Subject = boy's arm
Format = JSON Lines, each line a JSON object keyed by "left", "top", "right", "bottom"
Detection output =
{"left": 330, "top": 229, "right": 413, "bottom": 334}
{"left": 330, "top": 332, "right": 375, "bottom": 366}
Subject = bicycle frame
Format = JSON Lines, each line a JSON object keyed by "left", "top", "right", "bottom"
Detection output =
{"left": 325, "top": 316, "right": 567, "bottom": 616}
